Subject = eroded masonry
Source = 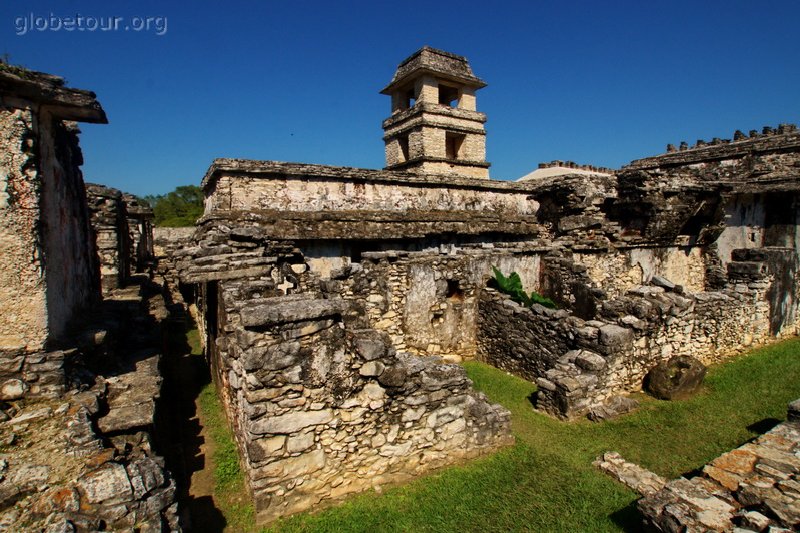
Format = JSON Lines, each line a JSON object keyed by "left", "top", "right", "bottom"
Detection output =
{"left": 2, "top": 47, "right": 799, "bottom": 529}
{"left": 0, "top": 67, "right": 179, "bottom": 530}
{"left": 164, "top": 47, "right": 800, "bottom": 523}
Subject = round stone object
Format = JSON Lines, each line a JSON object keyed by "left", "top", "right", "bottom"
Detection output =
{"left": 644, "top": 356, "right": 707, "bottom": 400}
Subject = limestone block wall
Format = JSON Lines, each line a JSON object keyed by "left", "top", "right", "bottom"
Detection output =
{"left": 328, "top": 246, "right": 542, "bottom": 360}
{"left": 86, "top": 184, "right": 128, "bottom": 294}
{"left": 153, "top": 227, "right": 195, "bottom": 306}
{"left": 478, "top": 247, "right": 800, "bottom": 419}
{"left": 207, "top": 278, "right": 512, "bottom": 524}
{"left": 479, "top": 281, "right": 774, "bottom": 419}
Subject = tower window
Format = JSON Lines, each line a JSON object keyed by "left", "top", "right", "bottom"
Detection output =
{"left": 398, "top": 135, "right": 410, "bottom": 162}
{"left": 439, "top": 85, "right": 460, "bottom": 107}
{"left": 445, "top": 132, "right": 466, "bottom": 160}
{"left": 404, "top": 88, "right": 416, "bottom": 109}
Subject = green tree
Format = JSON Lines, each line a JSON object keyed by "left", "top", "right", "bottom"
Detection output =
{"left": 141, "top": 184, "right": 204, "bottom": 227}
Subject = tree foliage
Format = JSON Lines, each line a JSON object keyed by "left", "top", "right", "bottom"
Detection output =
{"left": 141, "top": 185, "right": 204, "bottom": 227}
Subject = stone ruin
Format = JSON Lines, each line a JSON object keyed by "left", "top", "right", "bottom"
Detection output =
{"left": 0, "top": 66, "right": 179, "bottom": 530}
{"left": 1, "top": 47, "right": 799, "bottom": 529}
{"left": 160, "top": 47, "right": 800, "bottom": 524}
{"left": 596, "top": 399, "right": 800, "bottom": 531}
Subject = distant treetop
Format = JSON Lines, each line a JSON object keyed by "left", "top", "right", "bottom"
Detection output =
{"left": 141, "top": 185, "right": 203, "bottom": 227}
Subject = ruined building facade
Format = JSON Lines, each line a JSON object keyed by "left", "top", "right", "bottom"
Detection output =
{"left": 0, "top": 67, "right": 106, "bottom": 398}
{"left": 0, "top": 68, "right": 179, "bottom": 531}
{"left": 170, "top": 47, "right": 800, "bottom": 523}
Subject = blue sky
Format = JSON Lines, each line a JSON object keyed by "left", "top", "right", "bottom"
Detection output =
{"left": 2, "top": 1, "right": 798, "bottom": 196}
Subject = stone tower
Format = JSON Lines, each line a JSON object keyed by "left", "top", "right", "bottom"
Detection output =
{"left": 381, "top": 47, "right": 490, "bottom": 179}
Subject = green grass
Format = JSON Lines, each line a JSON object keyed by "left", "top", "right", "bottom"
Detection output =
{"left": 188, "top": 327, "right": 255, "bottom": 529}
{"left": 260, "top": 338, "right": 800, "bottom": 533}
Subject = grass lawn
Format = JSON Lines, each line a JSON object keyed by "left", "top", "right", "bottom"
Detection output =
{"left": 202, "top": 337, "right": 800, "bottom": 532}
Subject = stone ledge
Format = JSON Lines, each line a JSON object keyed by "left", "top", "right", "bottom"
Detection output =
{"left": 201, "top": 158, "right": 542, "bottom": 193}
{"left": 240, "top": 298, "right": 349, "bottom": 327}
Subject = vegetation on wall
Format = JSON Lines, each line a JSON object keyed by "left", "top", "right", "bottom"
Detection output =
{"left": 141, "top": 185, "right": 204, "bottom": 227}
{"left": 490, "top": 266, "right": 557, "bottom": 309}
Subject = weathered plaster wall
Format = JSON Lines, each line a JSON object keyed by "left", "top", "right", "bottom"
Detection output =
{"left": 0, "top": 106, "right": 47, "bottom": 353}
{"left": 39, "top": 115, "right": 98, "bottom": 340}
{"left": 576, "top": 246, "right": 706, "bottom": 298}
{"left": 203, "top": 164, "right": 535, "bottom": 215}
{"left": 0, "top": 106, "right": 97, "bottom": 353}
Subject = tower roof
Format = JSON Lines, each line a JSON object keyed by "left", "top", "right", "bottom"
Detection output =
{"left": 381, "top": 46, "right": 486, "bottom": 94}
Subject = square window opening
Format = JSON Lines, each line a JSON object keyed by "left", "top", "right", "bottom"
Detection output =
{"left": 445, "top": 132, "right": 466, "bottom": 160}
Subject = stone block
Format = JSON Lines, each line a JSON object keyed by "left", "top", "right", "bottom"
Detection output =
{"left": 574, "top": 350, "right": 606, "bottom": 371}
{"left": 788, "top": 398, "right": 800, "bottom": 423}
{"left": 240, "top": 298, "right": 348, "bottom": 327}
{"left": 359, "top": 361, "right": 385, "bottom": 377}
{"left": 599, "top": 324, "right": 634, "bottom": 347}
{"left": 241, "top": 341, "right": 301, "bottom": 372}
{"left": 286, "top": 432, "right": 316, "bottom": 453}
{"left": 250, "top": 409, "right": 333, "bottom": 435}
{"left": 378, "top": 364, "right": 408, "bottom": 387}
{"left": 0, "top": 378, "right": 27, "bottom": 400}
{"left": 644, "top": 356, "right": 706, "bottom": 401}
{"left": 351, "top": 329, "right": 389, "bottom": 361}
{"left": 77, "top": 462, "right": 133, "bottom": 504}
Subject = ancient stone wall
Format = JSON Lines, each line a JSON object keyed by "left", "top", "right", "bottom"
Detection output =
{"left": 202, "top": 160, "right": 536, "bottom": 215}
{"left": 1, "top": 100, "right": 100, "bottom": 400}
{"left": 204, "top": 277, "right": 511, "bottom": 524}
{"left": 175, "top": 218, "right": 514, "bottom": 523}
{"left": 86, "top": 185, "right": 155, "bottom": 295}
{"left": 153, "top": 226, "right": 195, "bottom": 307}
{"left": 575, "top": 246, "right": 706, "bottom": 299}
{"left": 86, "top": 184, "right": 128, "bottom": 294}
{"left": 1, "top": 66, "right": 106, "bottom": 359}
{"left": 478, "top": 245, "right": 800, "bottom": 419}
{"left": 123, "top": 193, "right": 154, "bottom": 274}
{"left": 329, "top": 246, "right": 542, "bottom": 360}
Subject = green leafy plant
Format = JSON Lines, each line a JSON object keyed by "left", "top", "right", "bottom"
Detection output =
{"left": 491, "top": 266, "right": 557, "bottom": 309}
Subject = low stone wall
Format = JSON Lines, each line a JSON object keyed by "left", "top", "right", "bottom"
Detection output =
{"left": 0, "top": 349, "right": 67, "bottom": 401}
{"left": 209, "top": 279, "right": 512, "bottom": 524}
{"left": 153, "top": 227, "right": 195, "bottom": 306}
{"left": 477, "top": 253, "right": 795, "bottom": 419}
{"left": 596, "top": 399, "right": 800, "bottom": 531}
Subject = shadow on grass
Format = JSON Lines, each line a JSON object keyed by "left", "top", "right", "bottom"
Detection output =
{"left": 158, "top": 316, "right": 227, "bottom": 532}
{"left": 746, "top": 417, "right": 781, "bottom": 434}
{"left": 609, "top": 500, "right": 647, "bottom": 532}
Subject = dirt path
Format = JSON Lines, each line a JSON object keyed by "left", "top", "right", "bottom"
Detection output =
{"left": 159, "top": 324, "right": 227, "bottom": 532}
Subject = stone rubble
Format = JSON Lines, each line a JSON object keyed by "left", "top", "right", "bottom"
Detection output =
{"left": 595, "top": 399, "right": 800, "bottom": 532}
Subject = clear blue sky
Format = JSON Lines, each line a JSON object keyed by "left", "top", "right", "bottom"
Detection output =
{"left": 2, "top": 1, "right": 798, "bottom": 196}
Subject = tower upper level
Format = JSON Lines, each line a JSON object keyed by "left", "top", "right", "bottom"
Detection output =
{"left": 381, "top": 47, "right": 490, "bottom": 179}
